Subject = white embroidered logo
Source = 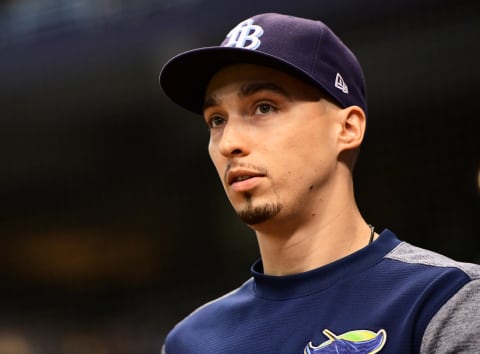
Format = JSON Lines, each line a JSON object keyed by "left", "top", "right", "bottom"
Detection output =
{"left": 335, "top": 73, "right": 349, "bottom": 94}
{"left": 224, "top": 19, "right": 264, "bottom": 49}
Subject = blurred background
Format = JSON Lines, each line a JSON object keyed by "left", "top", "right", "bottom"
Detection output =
{"left": 0, "top": 0, "right": 479, "bottom": 352}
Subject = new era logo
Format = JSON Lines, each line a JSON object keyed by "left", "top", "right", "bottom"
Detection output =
{"left": 335, "top": 73, "right": 349, "bottom": 94}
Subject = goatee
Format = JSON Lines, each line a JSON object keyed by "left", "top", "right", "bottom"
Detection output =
{"left": 237, "top": 193, "right": 282, "bottom": 225}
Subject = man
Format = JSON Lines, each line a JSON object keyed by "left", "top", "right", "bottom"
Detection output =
{"left": 159, "top": 13, "right": 480, "bottom": 353}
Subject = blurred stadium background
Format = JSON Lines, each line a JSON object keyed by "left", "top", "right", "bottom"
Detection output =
{"left": 0, "top": 0, "right": 479, "bottom": 353}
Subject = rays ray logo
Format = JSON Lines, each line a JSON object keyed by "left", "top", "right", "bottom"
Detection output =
{"left": 223, "top": 18, "right": 264, "bottom": 50}
{"left": 304, "top": 328, "right": 387, "bottom": 353}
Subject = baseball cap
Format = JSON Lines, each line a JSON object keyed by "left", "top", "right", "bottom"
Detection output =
{"left": 159, "top": 13, "right": 367, "bottom": 115}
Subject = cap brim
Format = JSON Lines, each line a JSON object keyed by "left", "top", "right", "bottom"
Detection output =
{"left": 159, "top": 46, "right": 321, "bottom": 115}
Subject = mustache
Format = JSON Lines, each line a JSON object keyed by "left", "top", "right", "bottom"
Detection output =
{"left": 223, "top": 162, "right": 268, "bottom": 183}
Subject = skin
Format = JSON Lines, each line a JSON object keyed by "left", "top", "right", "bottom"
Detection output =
{"left": 203, "top": 63, "right": 374, "bottom": 276}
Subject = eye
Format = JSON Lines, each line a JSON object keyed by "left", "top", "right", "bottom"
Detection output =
{"left": 207, "top": 115, "right": 226, "bottom": 128}
{"left": 254, "top": 103, "right": 275, "bottom": 115}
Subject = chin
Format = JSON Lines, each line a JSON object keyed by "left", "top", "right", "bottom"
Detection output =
{"left": 237, "top": 202, "right": 283, "bottom": 225}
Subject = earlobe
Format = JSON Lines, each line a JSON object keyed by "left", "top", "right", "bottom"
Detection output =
{"left": 338, "top": 106, "right": 366, "bottom": 151}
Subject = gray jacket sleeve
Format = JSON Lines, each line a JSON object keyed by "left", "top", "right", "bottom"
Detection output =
{"left": 420, "top": 279, "right": 480, "bottom": 353}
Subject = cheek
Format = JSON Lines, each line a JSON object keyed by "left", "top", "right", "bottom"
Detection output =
{"left": 208, "top": 144, "right": 228, "bottom": 184}
{"left": 271, "top": 127, "right": 336, "bottom": 183}
{"left": 281, "top": 124, "right": 332, "bottom": 159}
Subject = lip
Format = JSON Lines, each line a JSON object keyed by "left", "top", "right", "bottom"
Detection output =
{"left": 226, "top": 169, "right": 265, "bottom": 192}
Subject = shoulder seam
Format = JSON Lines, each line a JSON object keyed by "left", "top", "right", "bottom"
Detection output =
{"left": 385, "top": 242, "right": 480, "bottom": 280}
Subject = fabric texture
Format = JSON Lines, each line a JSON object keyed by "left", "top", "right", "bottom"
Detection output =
{"left": 163, "top": 230, "right": 480, "bottom": 353}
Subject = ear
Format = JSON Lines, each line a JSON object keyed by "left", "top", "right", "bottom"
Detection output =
{"left": 337, "top": 105, "right": 366, "bottom": 152}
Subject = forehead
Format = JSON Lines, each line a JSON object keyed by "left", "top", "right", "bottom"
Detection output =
{"left": 204, "top": 63, "right": 321, "bottom": 101}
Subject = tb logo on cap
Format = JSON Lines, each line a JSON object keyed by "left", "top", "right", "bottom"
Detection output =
{"left": 224, "top": 19, "right": 264, "bottom": 50}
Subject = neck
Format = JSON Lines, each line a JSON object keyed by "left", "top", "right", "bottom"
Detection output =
{"left": 253, "top": 176, "right": 373, "bottom": 276}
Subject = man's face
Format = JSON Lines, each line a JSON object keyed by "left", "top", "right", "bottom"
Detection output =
{"left": 203, "top": 64, "right": 343, "bottom": 228}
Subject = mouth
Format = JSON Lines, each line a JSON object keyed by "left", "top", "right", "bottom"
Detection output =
{"left": 227, "top": 169, "right": 266, "bottom": 187}
{"left": 230, "top": 175, "right": 254, "bottom": 184}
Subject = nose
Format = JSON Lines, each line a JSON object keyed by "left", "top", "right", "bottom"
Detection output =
{"left": 217, "top": 118, "right": 251, "bottom": 157}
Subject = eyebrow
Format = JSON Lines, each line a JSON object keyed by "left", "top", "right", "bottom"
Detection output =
{"left": 203, "top": 95, "right": 218, "bottom": 111}
{"left": 203, "top": 81, "right": 291, "bottom": 111}
{"left": 239, "top": 82, "right": 291, "bottom": 99}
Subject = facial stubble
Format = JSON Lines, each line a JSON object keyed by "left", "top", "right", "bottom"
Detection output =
{"left": 237, "top": 192, "right": 283, "bottom": 225}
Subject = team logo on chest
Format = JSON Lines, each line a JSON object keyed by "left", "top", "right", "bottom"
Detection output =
{"left": 223, "top": 18, "right": 264, "bottom": 49}
{"left": 304, "top": 328, "right": 387, "bottom": 353}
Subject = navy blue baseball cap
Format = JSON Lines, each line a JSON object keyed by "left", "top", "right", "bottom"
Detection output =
{"left": 159, "top": 13, "right": 367, "bottom": 115}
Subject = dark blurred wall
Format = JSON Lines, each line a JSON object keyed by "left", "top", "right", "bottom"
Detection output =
{"left": 0, "top": 0, "right": 478, "bottom": 353}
